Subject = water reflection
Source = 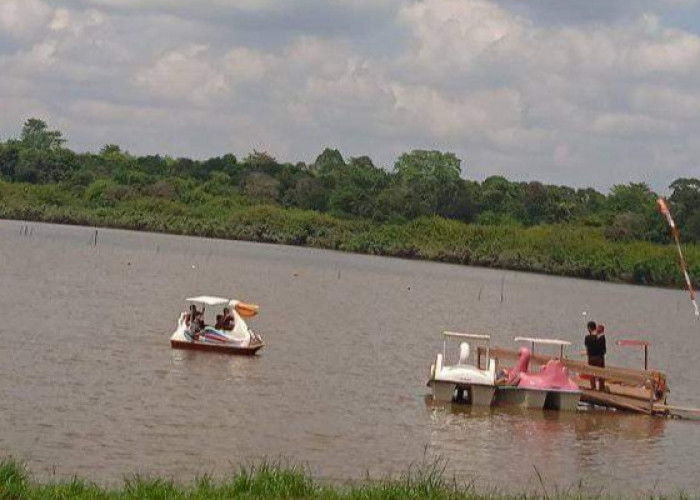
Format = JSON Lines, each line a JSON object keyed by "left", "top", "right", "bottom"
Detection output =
{"left": 169, "top": 349, "right": 263, "bottom": 381}
{"left": 423, "top": 396, "right": 668, "bottom": 493}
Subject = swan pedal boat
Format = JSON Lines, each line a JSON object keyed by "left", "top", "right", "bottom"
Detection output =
{"left": 428, "top": 332, "right": 497, "bottom": 406}
{"left": 495, "top": 337, "right": 581, "bottom": 411}
{"left": 170, "top": 295, "right": 264, "bottom": 355}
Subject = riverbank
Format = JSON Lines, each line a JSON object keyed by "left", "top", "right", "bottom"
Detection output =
{"left": 1, "top": 180, "right": 697, "bottom": 288}
{"left": 0, "top": 457, "right": 682, "bottom": 499}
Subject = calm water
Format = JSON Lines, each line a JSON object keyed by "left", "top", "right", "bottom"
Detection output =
{"left": 1, "top": 220, "right": 699, "bottom": 494}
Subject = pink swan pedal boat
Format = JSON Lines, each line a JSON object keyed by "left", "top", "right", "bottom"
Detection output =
{"left": 170, "top": 295, "right": 264, "bottom": 355}
{"left": 495, "top": 337, "right": 581, "bottom": 411}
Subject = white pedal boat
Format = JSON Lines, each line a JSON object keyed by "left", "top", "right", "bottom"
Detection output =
{"left": 170, "top": 295, "right": 264, "bottom": 355}
{"left": 428, "top": 332, "right": 496, "bottom": 406}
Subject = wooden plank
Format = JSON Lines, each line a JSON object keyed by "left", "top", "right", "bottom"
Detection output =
{"left": 605, "top": 382, "right": 653, "bottom": 401}
{"left": 580, "top": 389, "right": 652, "bottom": 414}
{"left": 485, "top": 346, "right": 660, "bottom": 386}
{"left": 654, "top": 404, "right": 700, "bottom": 420}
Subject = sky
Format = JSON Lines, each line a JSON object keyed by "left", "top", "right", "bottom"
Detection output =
{"left": 2, "top": 0, "right": 700, "bottom": 191}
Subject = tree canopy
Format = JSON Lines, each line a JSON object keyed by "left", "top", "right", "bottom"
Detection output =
{"left": 0, "top": 118, "right": 694, "bottom": 244}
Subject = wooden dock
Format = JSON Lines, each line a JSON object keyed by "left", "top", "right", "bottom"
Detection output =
{"left": 476, "top": 346, "right": 691, "bottom": 417}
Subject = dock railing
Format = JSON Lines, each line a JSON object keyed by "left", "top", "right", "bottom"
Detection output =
{"left": 477, "top": 346, "right": 667, "bottom": 414}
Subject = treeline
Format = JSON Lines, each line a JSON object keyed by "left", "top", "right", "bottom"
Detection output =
{"left": 2, "top": 119, "right": 700, "bottom": 242}
{"left": 1, "top": 119, "right": 700, "bottom": 288}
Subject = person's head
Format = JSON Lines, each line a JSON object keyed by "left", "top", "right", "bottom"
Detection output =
{"left": 587, "top": 321, "right": 597, "bottom": 333}
{"left": 223, "top": 307, "right": 230, "bottom": 315}
{"left": 596, "top": 324, "right": 605, "bottom": 334}
{"left": 190, "top": 304, "right": 196, "bottom": 312}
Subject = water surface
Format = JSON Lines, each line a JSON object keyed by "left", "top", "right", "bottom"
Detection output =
{"left": 0, "top": 220, "right": 698, "bottom": 494}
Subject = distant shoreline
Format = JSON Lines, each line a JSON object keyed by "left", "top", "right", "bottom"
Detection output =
{"left": 3, "top": 120, "right": 699, "bottom": 290}
{"left": 1, "top": 182, "right": 696, "bottom": 289}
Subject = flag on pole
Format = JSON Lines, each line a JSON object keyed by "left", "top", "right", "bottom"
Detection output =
{"left": 657, "top": 198, "right": 700, "bottom": 317}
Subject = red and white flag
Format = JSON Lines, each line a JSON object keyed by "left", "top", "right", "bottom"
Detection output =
{"left": 657, "top": 198, "right": 699, "bottom": 318}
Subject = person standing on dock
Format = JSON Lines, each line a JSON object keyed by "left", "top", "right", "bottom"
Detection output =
{"left": 595, "top": 324, "right": 606, "bottom": 390}
{"left": 585, "top": 321, "right": 606, "bottom": 390}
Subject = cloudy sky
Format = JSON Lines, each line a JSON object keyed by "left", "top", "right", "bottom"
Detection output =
{"left": 2, "top": 0, "right": 700, "bottom": 190}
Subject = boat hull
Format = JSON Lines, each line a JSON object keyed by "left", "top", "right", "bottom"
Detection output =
{"left": 545, "top": 391, "right": 581, "bottom": 411}
{"left": 494, "top": 387, "right": 548, "bottom": 409}
{"left": 170, "top": 339, "right": 264, "bottom": 355}
{"left": 430, "top": 381, "right": 495, "bottom": 406}
{"left": 431, "top": 381, "right": 457, "bottom": 402}
{"left": 469, "top": 384, "right": 496, "bottom": 406}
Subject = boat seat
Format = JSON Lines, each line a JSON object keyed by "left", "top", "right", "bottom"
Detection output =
{"left": 457, "top": 342, "right": 470, "bottom": 365}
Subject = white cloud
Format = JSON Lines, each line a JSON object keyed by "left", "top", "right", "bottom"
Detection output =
{"left": 82, "top": 0, "right": 273, "bottom": 9}
{"left": 134, "top": 45, "right": 229, "bottom": 105}
{"left": 49, "top": 8, "right": 105, "bottom": 35}
{"left": 0, "top": 0, "right": 53, "bottom": 41}
{"left": 591, "top": 113, "right": 676, "bottom": 136}
{"left": 2, "top": 0, "right": 700, "bottom": 188}
{"left": 632, "top": 85, "right": 700, "bottom": 120}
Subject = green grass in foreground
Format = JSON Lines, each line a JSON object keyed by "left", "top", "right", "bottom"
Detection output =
{"left": 0, "top": 457, "right": 692, "bottom": 500}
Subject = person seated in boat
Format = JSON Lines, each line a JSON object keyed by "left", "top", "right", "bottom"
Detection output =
{"left": 219, "top": 307, "right": 235, "bottom": 331}
{"left": 188, "top": 304, "right": 205, "bottom": 333}
{"left": 495, "top": 368, "right": 510, "bottom": 386}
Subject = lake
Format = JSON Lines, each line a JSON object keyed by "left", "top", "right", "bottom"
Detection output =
{"left": 0, "top": 219, "right": 698, "bottom": 495}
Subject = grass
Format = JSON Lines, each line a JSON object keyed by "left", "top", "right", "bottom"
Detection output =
{"left": 0, "top": 456, "right": 692, "bottom": 500}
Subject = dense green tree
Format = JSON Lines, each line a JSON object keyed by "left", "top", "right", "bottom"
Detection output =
{"left": 243, "top": 172, "right": 280, "bottom": 201}
{"left": 0, "top": 141, "right": 20, "bottom": 179}
{"left": 6, "top": 117, "right": 700, "bottom": 249}
{"left": 394, "top": 150, "right": 462, "bottom": 217}
{"left": 313, "top": 148, "right": 345, "bottom": 175}
{"left": 669, "top": 178, "right": 700, "bottom": 241}
{"left": 100, "top": 144, "right": 122, "bottom": 155}
{"left": 21, "top": 118, "right": 65, "bottom": 151}
{"left": 606, "top": 183, "right": 657, "bottom": 214}
{"left": 285, "top": 177, "right": 328, "bottom": 211}
{"left": 12, "top": 119, "right": 74, "bottom": 183}
{"left": 243, "top": 151, "right": 280, "bottom": 177}
{"left": 200, "top": 154, "right": 238, "bottom": 180}
{"left": 480, "top": 176, "right": 524, "bottom": 221}
{"left": 605, "top": 212, "right": 649, "bottom": 242}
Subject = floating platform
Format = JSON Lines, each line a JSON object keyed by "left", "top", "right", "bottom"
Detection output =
{"left": 477, "top": 346, "right": 700, "bottom": 419}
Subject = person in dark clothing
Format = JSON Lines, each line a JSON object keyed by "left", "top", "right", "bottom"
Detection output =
{"left": 595, "top": 324, "right": 606, "bottom": 390}
{"left": 188, "top": 304, "right": 205, "bottom": 336}
{"left": 220, "top": 307, "right": 235, "bottom": 330}
{"left": 585, "top": 321, "right": 606, "bottom": 390}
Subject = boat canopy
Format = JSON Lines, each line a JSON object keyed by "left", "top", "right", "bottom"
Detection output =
{"left": 441, "top": 331, "right": 491, "bottom": 364}
{"left": 443, "top": 331, "right": 491, "bottom": 340}
{"left": 186, "top": 296, "right": 230, "bottom": 306}
{"left": 514, "top": 336, "right": 571, "bottom": 346}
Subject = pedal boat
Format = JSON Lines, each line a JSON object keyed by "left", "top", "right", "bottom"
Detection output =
{"left": 495, "top": 337, "right": 581, "bottom": 411}
{"left": 170, "top": 295, "right": 264, "bottom": 355}
{"left": 428, "top": 332, "right": 496, "bottom": 406}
